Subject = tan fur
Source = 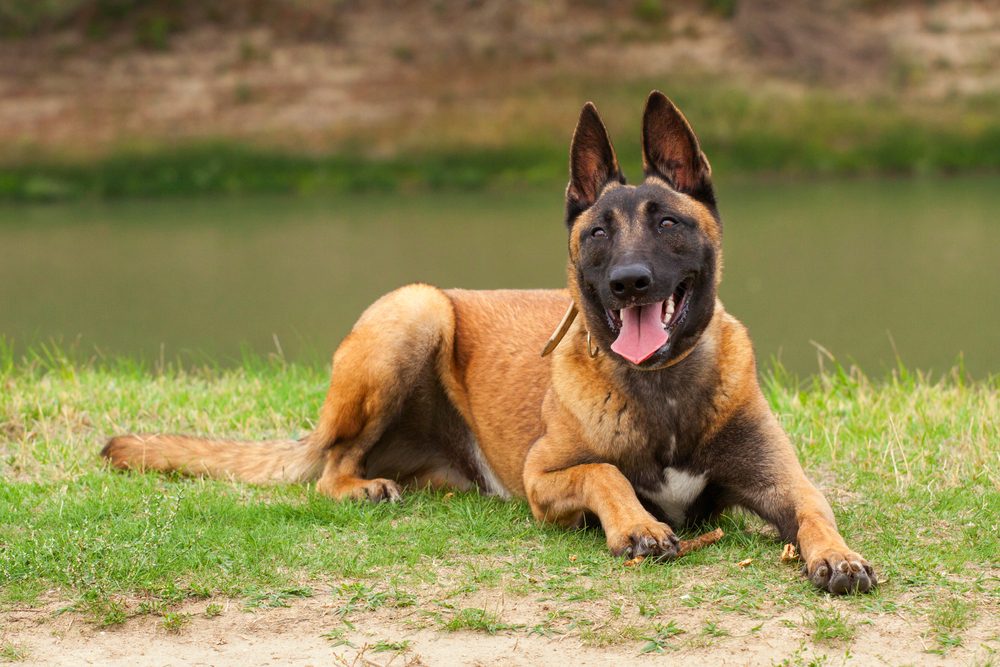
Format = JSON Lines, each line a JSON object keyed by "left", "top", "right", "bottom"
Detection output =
{"left": 102, "top": 434, "right": 325, "bottom": 484}
{"left": 105, "top": 285, "right": 569, "bottom": 497}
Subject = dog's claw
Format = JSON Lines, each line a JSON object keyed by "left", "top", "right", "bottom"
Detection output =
{"left": 806, "top": 551, "right": 876, "bottom": 594}
{"left": 613, "top": 521, "right": 679, "bottom": 560}
{"left": 364, "top": 479, "right": 402, "bottom": 503}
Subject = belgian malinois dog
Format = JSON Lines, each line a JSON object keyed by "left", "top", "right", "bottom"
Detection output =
{"left": 105, "top": 92, "right": 875, "bottom": 594}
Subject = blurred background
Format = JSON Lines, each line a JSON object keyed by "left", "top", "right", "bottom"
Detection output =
{"left": 0, "top": 0, "right": 998, "bottom": 376}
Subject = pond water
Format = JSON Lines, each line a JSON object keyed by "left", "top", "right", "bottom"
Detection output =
{"left": 1, "top": 175, "right": 997, "bottom": 378}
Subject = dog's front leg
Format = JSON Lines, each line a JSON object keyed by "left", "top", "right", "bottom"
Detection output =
{"left": 523, "top": 436, "right": 679, "bottom": 559}
{"left": 728, "top": 427, "right": 877, "bottom": 593}
{"left": 786, "top": 476, "right": 877, "bottom": 594}
{"left": 748, "top": 476, "right": 877, "bottom": 594}
{"left": 711, "top": 399, "right": 877, "bottom": 594}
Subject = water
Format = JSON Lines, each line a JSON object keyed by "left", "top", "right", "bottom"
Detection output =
{"left": 1, "top": 175, "right": 997, "bottom": 377}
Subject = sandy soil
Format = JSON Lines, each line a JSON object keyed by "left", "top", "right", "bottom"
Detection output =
{"left": 0, "top": 1, "right": 997, "bottom": 159}
{"left": 4, "top": 586, "right": 997, "bottom": 666}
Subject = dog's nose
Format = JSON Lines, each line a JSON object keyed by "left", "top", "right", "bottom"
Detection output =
{"left": 609, "top": 263, "right": 653, "bottom": 299}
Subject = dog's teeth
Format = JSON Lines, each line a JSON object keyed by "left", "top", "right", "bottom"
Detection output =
{"left": 663, "top": 296, "right": 675, "bottom": 323}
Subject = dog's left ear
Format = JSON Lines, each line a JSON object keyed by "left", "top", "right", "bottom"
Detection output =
{"left": 641, "top": 91, "right": 715, "bottom": 206}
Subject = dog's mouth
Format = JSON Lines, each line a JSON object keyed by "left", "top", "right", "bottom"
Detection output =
{"left": 605, "top": 278, "right": 693, "bottom": 365}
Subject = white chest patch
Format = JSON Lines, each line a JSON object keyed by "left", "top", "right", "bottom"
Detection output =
{"left": 468, "top": 437, "right": 511, "bottom": 499}
{"left": 644, "top": 468, "right": 708, "bottom": 525}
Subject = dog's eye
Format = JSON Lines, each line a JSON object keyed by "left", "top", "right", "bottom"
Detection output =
{"left": 591, "top": 227, "right": 607, "bottom": 239}
{"left": 659, "top": 217, "right": 679, "bottom": 230}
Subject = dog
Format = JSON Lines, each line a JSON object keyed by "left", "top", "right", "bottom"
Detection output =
{"left": 104, "top": 91, "right": 875, "bottom": 595}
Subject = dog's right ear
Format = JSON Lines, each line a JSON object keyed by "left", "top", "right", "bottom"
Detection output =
{"left": 565, "top": 102, "right": 624, "bottom": 226}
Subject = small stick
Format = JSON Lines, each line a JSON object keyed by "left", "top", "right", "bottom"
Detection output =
{"left": 678, "top": 527, "right": 725, "bottom": 557}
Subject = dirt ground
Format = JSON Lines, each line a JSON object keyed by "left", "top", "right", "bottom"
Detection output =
{"left": 4, "top": 587, "right": 997, "bottom": 666}
{"left": 0, "top": 0, "right": 997, "bottom": 159}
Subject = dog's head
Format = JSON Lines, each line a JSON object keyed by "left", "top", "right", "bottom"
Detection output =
{"left": 565, "top": 91, "right": 721, "bottom": 370}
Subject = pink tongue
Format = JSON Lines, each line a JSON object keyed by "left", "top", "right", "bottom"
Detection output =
{"left": 610, "top": 302, "right": 668, "bottom": 364}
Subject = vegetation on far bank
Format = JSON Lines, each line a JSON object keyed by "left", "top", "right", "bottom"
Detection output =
{"left": 2, "top": 82, "right": 999, "bottom": 202}
{"left": 0, "top": 347, "right": 996, "bottom": 660}
{"left": 2, "top": 0, "right": 999, "bottom": 203}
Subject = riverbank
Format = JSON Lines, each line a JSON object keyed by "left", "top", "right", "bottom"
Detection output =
{"left": 3, "top": 84, "right": 998, "bottom": 202}
{"left": 2, "top": 1, "right": 999, "bottom": 201}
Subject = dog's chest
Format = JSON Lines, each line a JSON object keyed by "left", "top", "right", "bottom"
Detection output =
{"left": 641, "top": 467, "right": 708, "bottom": 526}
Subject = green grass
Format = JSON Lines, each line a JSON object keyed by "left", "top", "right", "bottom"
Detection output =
{"left": 0, "top": 642, "right": 29, "bottom": 663}
{"left": 702, "top": 619, "right": 729, "bottom": 637}
{"left": 244, "top": 585, "right": 313, "bottom": 610}
{"left": 442, "top": 608, "right": 520, "bottom": 634}
{"left": 0, "top": 144, "right": 565, "bottom": 203}
{"left": 371, "top": 638, "right": 411, "bottom": 653}
{"left": 929, "top": 595, "right": 978, "bottom": 652}
{"left": 639, "top": 620, "right": 685, "bottom": 653}
{"left": 161, "top": 611, "right": 191, "bottom": 632}
{"left": 807, "top": 609, "right": 854, "bottom": 645}
{"left": 0, "top": 351, "right": 997, "bottom": 657}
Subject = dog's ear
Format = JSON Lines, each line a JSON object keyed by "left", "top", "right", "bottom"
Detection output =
{"left": 566, "top": 102, "right": 624, "bottom": 226}
{"left": 641, "top": 91, "right": 715, "bottom": 206}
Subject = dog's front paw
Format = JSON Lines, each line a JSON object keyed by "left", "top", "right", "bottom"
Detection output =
{"left": 608, "top": 521, "right": 679, "bottom": 559}
{"left": 805, "top": 550, "right": 876, "bottom": 594}
{"left": 316, "top": 476, "right": 402, "bottom": 503}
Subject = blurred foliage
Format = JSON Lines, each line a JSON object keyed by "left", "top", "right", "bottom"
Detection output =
{"left": 704, "top": 0, "right": 738, "bottom": 18}
{"left": 0, "top": 1, "right": 996, "bottom": 201}
{"left": 0, "top": 144, "right": 563, "bottom": 202}
{"left": 632, "top": 0, "right": 668, "bottom": 24}
{"left": 0, "top": 125, "right": 997, "bottom": 202}
{"left": 0, "top": 0, "right": 344, "bottom": 42}
{"left": 1, "top": 81, "right": 998, "bottom": 202}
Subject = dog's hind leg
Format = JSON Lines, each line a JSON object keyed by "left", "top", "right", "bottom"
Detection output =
{"left": 310, "top": 284, "right": 456, "bottom": 502}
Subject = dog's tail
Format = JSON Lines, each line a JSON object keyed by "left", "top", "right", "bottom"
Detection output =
{"left": 101, "top": 432, "right": 327, "bottom": 484}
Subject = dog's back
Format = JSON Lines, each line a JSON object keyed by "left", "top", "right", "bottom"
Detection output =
{"left": 103, "top": 286, "right": 570, "bottom": 496}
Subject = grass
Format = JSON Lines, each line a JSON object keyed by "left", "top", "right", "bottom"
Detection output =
{"left": 639, "top": 620, "right": 685, "bottom": 653}
{"left": 0, "top": 350, "right": 997, "bottom": 659}
{"left": 0, "top": 144, "right": 563, "bottom": 203}
{"left": 442, "top": 608, "right": 520, "bottom": 634}
{"left": 808, "top": 609, "right": 854, "bottom": 645}
{"left": 75, "top": 592, "right": 128, "bottom": 627}
{"left": 702, "top": 619, "right": 729, "bottom": 637}
{"left": 243, "top": 585, "right": 312, "bottom": 610}
{"left": 0, "top": 642, "right": 29, "bottom": 663}
{"left": 929, "top": 596, "right": 978, "bottom": 652}
{"left": 371, "top": 638, "right": 411, "bottom": 653}
{"left": 161, "top": 611, "right": 191, "bottom": 632}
